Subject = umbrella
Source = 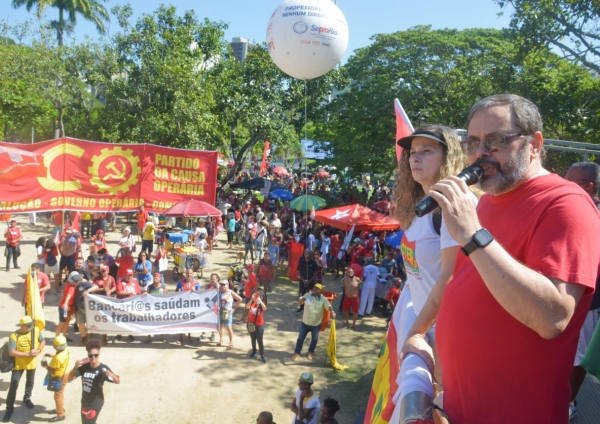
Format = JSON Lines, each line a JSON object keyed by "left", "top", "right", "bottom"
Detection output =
{"left": 0, "top": 144, "right": 46, "bottom": 183}
{"left": 314, "top": 170, "right": 330, "bottom": 179}
{"left": 163, "top": 199, "right": 221, "bottom": 217}
{"left": 272, "top": 166, "right": 289, "bottom": 177}
{"left": 269, "top": 189, "right": 294, "bottom": 201}
{"left": 385, "top": 230, "right": 405, "bottom": 248}
{"left": 290, "top": 195, "right": 326, "bottom": 212}
{"left": 372, "top": 200, "right": 391, "bottom": 211}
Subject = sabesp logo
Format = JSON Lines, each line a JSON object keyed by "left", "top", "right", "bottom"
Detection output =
{"left": 311, "top": 25, "right": 337, "bottom": 35}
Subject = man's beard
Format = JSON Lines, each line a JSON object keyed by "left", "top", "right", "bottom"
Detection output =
{"left": 477, "top": 141, "right": 529, "bottom": 195}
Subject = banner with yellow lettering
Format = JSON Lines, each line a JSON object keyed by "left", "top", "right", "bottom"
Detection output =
{"left": 0, "top": 138, "right": 217, "bottom": 212}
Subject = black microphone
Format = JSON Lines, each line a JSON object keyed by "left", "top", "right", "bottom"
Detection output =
{"left": 414, "top": 164, "right": 484, "bottom": 217}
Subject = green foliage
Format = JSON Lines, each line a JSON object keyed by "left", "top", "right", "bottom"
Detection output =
{"left": 496, "top": 0, "right": 600, "bottom": 74}
{"left": 317, "top": 26, "right": 600, "bottom": 177}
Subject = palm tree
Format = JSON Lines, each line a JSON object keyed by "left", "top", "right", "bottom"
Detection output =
{"left": 12, "top": 0, "right": 109, "bottom": 46}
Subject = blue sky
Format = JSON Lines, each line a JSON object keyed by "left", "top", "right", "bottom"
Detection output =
{"left": 4, "top": 0, "right": 513, "bottom": 61}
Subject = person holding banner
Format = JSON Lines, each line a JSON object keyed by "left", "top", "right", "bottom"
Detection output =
{"left": 199, "top": 273, "right": 220, "bottom": 342}
{"left": 218, "top": 279, "right": 242, "bottom": 350}
{"left": 3, "top": 316, "right": 46, "bottom": 423}
{"left": 134, "top": 252, "right": 153, "bottom": 293}
{"left": 176, "top": 268, "right": 200, "bottom": 345}
{"left": 114, "top": 270, "right": 141, "bottom": 342}
{"left": 145, "top": 273, "right": 167, "bottom": 343}
{"left": 69, "top": 339, "right": 120, "bottom": 424}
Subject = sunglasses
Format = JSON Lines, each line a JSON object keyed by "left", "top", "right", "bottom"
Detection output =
{"left": 88, "top": 354, "right": 99, "bottom": 358}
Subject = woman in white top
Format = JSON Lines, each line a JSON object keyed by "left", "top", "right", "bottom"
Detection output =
{"left": 376, "top": 125, "right": 476, "bottom": 423}
{"left": 118, "top": 227, "right": 135, "bottom": 255}
{"left": 193, "top": 221, "right": 208, "bottom": 248}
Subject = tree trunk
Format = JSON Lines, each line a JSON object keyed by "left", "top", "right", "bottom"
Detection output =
{"left": 217, "top": 135, "right": 261, "bottom": 196}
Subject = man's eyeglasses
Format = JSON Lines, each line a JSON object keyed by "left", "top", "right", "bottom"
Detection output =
{"left": 461, "top": 132, "right": 529, "bottom": 155}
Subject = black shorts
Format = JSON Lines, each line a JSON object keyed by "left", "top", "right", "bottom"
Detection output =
{"left": 59, "top": 255, "right": 75, "bottom": 271}
{"left": 227, "top": 231, "right": 235, "bottom": 243}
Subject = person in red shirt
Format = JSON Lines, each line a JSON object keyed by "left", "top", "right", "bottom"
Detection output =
{"left": 236, "top": 265, "right": 258, "bottom": 324}
{"left": 245, "top": 291, "right": 267, "bottom": 363}
{"left": 55, "top": 273, "right": 78, "bottom": 340}
{"left": 52, "top": 211, "right": 63, "bottom": 235}
{"left": 328, "top": 233, "right": 342, "bottom": 275}
{"left": 91, "top": 229, "right": 107, "bottom": 249}
{"left": 384, "top": 278, "right": 402, "bottom": 326}
{"left": 114, "top": 269, "right": 141, "bottom": 342}
{"left": 349, "top": 240, "right": 362, "bottom": 265}
{"left": 94, "top": 265, "right": 116, "bottom": 297}
{"left": 116, "top": 248, "right": 134, "bottom": 280}
{"left": 136, "top": 204, "right": 149, "bottom": 242}
{"left": 22, "top": 263, "right": 51, "bottom": 307}
{"left": 4, "top": 218, "right": 23, "bottom": 271}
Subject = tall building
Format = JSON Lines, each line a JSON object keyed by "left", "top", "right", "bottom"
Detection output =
{"left": 230, "top": 37, "right": 249, "bottom": 64}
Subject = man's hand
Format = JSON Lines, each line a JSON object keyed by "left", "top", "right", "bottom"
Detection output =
{"left": 399, "top": 333, "right": 434, "bottom": 373}
{"left": 428, "top": 176, "right": 481, "bottom": 246}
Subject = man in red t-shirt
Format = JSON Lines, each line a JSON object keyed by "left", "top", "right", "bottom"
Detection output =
{"left": 115, "top": 269, "right": 141, "bottom": 342}
{"left": 136, "top": 205, "right": 149, "bottom": 241}
{"left": 55, "top": 273, "right": 78, "bottom": 340}
{"left": 22, "top": 263, "right": 51, "bottom": 306}
{"left": 93, "top": 265, "right": 116, "bottom": 297}
{"left": 402, "top": 94, "right": 600, "bottom": 424}
{"left": 4, "top": 219, "right": 22, "bottom": 271}
{"left": 116, "top": 248, "right": 134, "bottom": 280}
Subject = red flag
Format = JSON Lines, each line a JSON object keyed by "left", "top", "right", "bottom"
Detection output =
{"left": 259, "top": 140, "right": 270, "bottom": 177}
{"left": 394, "top": 98, "right": 414, "bottom": 163}
{"left": 70, "top": 212, "right": 80, "bottom": 232}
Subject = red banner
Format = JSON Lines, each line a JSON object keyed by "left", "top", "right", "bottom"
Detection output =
{"left": 0, "top": 138, "right": 217, "bottom": 213}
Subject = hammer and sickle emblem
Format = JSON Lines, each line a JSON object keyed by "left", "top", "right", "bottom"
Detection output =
{"left": 103, "top": 159, "right": 127, "bottom": 181}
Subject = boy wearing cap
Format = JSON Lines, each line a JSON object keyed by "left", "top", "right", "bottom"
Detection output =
{"left": 3, "top": 316, "right": 46, "bottom": 422}
{"left": 4, "top": 218, "right": 22, "bottom": 271}
{"left": 291, "top": 284, "right": 336, "bottom": 361}
{"left": 290, "top": 372, "right": 320, "bottom": 424}
{"left": 42, "top": 335, "right": 71, "bottom": 422}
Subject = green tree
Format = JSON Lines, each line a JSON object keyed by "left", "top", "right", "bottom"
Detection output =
{"left": 12, "top": 0, "right": 109, "bottom": 46}
{"left": 495, "top": 0, "right": 600, "bottom": 74}
{"left": 318, "top": 26, "right": 600, "bottom": 177}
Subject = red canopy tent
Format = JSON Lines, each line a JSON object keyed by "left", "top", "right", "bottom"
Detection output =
{"left": 314, "top": 204, "right": 400, "bottom": 232}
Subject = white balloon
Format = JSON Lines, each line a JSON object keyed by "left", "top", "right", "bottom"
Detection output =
{"left": 266, "top": 0, "right": 349, "bottom": 80}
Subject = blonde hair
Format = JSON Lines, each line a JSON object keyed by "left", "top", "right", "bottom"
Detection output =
{"left": 393, "top": 124, "right": 469, "bottom": 229}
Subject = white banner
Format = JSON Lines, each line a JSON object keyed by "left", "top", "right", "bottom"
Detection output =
{"left": 85, "top": 289, "right": 219, "bottom": 335}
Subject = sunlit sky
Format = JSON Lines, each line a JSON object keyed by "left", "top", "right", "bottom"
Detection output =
{"left": 4, "top": 0, "right": 513, "bottom": 61}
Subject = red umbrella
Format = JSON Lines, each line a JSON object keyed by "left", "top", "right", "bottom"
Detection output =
{"left": 314, "top": 170, "right": 330, "bottom": 179}
{"left": 272, "top": 166, "right": 289, "bottom": 177}
{"left": 227, "top": 161, "right": 235, "bottom": 167}
{"left": 163, "top": 199, "right": 221, "bottom": 217}
{"left": 372, "top": 200, "right": 391, "bottom": 211}
{"left": 0, "top": 144, "right": 45, "bottom": 183}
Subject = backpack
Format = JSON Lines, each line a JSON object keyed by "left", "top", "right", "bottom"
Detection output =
{"left": 244, "top": 229, "right": 254, "bottom": 243}
{"left": 1, "top": 336, "right": 16, "bottom": 373}
{"left": 47, "top": 251, "right": 57, "bottom": 267}
{"left": 234, "top": 220, "right": 242, "bottom": 232}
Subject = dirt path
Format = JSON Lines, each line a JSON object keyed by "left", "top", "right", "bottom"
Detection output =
{"left": 0, "top": 215, "right": 385, "bottom": 423}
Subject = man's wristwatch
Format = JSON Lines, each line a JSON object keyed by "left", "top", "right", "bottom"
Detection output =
{"left": 461, "top": 228, "right": 494, "bottom": 256}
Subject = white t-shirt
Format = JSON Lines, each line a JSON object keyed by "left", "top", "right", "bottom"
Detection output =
{"left": 255, "top": 226, "right": 267, "bottom": 243}
{"left": 401, "top": 194, "right": 476, "bottom": 315}
{"left": 362, "top": 264, "right": 380, "bottom": 289}
{"left": 194, "top": 227, "right": 207, "bottom": 245}
{"left": 292, "top": 389, "right": 320, "bottom": 424}
{"left": 36, "top": 246, "right": 46, "bottom": 266}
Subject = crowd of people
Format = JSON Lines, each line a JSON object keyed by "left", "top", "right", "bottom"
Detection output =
{"left": 2, "top": 93, "right": 600, "bottom": 424}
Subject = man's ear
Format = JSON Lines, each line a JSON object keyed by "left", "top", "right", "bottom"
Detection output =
{"left": 530, "top": 131, "right": 544, "bottom": 159}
